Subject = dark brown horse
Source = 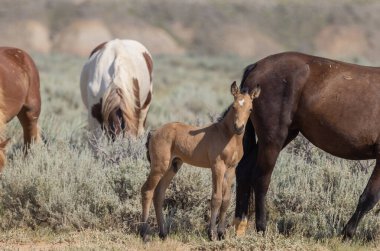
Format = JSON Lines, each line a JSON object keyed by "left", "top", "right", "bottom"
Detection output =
{"left": 234, "top": 52, "right": 380, "bottom": 240}
{"left": 0, "top": 47, "right": 41, "bottom": 170}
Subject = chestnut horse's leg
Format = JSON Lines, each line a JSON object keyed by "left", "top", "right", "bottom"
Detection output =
{"left": 209, "top": 163, "right": 226, "bottom": 240}
{"left": 17, "top": 104, "right": 41, "bottom": 147}
{"left": 343, "top": 152, "right": 380, "bottom": 240}
{"left": 153, "top": 158, "right": 183, "bottom": 239}
{"left": 217, "top": 167, "right": 236, "bottom": 239}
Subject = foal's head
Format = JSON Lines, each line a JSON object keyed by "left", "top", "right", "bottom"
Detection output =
{"left": 230, "top": 81, "right": 261, "bottom": 135}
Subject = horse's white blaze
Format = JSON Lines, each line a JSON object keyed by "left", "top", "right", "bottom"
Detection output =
{"left": 238, "top": 99, "right": 245, "bottom": 106}
{"left": 80, "top": 39, "right": 153, "bottom": 136}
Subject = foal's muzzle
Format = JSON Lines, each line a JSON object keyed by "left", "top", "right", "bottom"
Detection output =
{"left": 234, "top": 123, "right": 245, "bottom": 135}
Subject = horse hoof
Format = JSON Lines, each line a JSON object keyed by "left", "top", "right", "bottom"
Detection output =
{"left": 159, "top": 231, "right": 168, "bottom": 240}
{"left": 342, "top": 226, "right": 354, "bottom": 241}
{"left": 217, "top": 230, "right": 225, "bottom": 240}
{"left": 208, "top": 229, "right": 217, "bottom": 241}
{"left": 233, "top": 217, "right": 248, "bottom": 237}
{"left": 139, "top": 223, "right": 150, "bottom": 241}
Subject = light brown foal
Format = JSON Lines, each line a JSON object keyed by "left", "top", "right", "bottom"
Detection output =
{"left": 140, "top": 82, "right": 260, "bottom": 241}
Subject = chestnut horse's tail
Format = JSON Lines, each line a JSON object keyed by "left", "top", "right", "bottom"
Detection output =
{"left": 145, "top": 131, "right": 151, "bottom": 163}
{"left": 235, "top": 63, "right": 258, "bottom": 235}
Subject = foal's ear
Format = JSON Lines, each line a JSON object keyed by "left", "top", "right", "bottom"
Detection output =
{"left": 230, "top": 81, "right": 239, "bottom": 97}
{"left": 250, "top": 85, "right": 261, "bottom": 99}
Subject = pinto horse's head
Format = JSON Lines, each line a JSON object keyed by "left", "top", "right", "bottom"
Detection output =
{"left": 91, "top": 96, "right": 128, "bottom": 140}
{"left": 230, "top": 81, "right": 261, "bottom": 135}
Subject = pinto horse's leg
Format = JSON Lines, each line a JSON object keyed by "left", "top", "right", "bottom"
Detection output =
{"left": 17, "top": 104, "right": 40, "bottom": 148}
{"left": 343, "top": 153, "right": 380, "bottom": 240}
{"left": 153, "top": 158, "right": 183, "bottom": 240}
{"left": 209, "top": 163, "right": 226, "bottom": 240}
{"left": 217, "top": 167, "right": 236, "bottom": 240}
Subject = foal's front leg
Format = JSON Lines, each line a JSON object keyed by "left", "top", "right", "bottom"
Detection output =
{"left": 209, "top": 163, "right": 226, "bottom": 241}
{"left": 217, "top": 167, "right": 236, "bottom": 239}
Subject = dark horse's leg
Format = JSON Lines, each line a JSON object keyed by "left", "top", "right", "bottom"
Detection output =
{"left": 234, "top": 118, "right": 257, "bottom": 235}
{"left": 234, "top": 115, "right": 299, "bottom": 235}
{"left": 343, "top": 149, "right": 380, "bottom": 240}
{"left": 252, "top": 128, "right": 299, "bottom": 233}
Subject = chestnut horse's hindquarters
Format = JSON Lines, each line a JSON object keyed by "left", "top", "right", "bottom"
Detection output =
{"left": 0, "top": 47, "right": 41, "bottom": 170}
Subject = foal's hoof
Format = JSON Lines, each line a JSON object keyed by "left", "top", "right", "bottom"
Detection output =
{"left": 208, "top": 228, "right": 217, "bottom": 241}
{"left": 217, "top": 230, "right": 226, "bottom": 240}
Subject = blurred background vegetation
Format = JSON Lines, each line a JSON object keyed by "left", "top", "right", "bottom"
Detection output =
{"left": 1, "top": 0, "right": 380, "bottom": 63}
{"left": 0, "top": 0, "right": 380, "bottom": 250}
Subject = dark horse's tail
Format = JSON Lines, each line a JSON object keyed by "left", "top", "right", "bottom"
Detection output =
{"left": 234, "top": 63, "right": 259, "bottom": 235}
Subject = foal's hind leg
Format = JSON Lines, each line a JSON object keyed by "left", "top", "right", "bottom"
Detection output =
{"left": 217, "top": 167, "right": 236, "bottom": 240}
{"left": 140, "top": 159, "right": 170, "bottom": 240}
{"left": 153, "top": 158, "right": 183, "bottom": 239}
{"left": 343, "top": 152, "right": 380, "bottom": 240}
{"left": 17, "top": 104, "right": 41, "bottom": 148}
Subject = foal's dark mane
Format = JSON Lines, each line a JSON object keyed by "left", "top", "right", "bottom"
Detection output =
{"left": 217, "top": 105, "right": 231, "bottom": 122}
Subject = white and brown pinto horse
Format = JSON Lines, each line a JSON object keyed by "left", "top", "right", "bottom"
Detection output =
{"left": 80, "top": 39, "right": 153, "bottom": 138}
{"left": 0, "top": 47, "right": 41, "bottom": 170}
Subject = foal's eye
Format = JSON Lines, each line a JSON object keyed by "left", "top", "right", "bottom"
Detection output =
{"left": 249, "top": 108, "right": 253, "bottom": 112}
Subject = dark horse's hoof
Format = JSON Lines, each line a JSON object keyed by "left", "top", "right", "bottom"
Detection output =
{"left": 139, "top": 223, "right": 150, "bottom": 242}
{"left": 341, "top": 226, "right": 354, "bottom": 241}
{"left": 159, "top": 231, "right": 168, "bottom": 240}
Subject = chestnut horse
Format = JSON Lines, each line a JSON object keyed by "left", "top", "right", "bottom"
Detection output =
{"left": 80, "top": 39, "right": 153, "bottom": 139}
{"left": 0, "top": 47, "right": 41, "bottom": 170}
{"left": 140, "top": 82, "right": 260, "bottom": 241}
{"left": 234, "top": 51, "right": 380, "bottom": 239}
